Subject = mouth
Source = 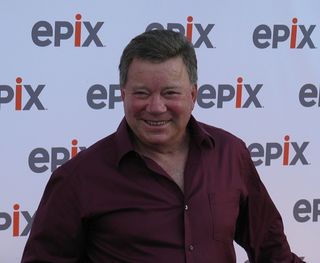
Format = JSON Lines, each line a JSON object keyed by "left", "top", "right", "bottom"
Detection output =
{"left": 144, "top": 120, "right": 170, "bottom": 126}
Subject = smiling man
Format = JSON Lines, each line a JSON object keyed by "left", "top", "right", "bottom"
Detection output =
{"left": 21, "top": 30, "right": 304, "bottom": 263}
{"left": 121, "top": 55, "right": 197, "bottom": 191}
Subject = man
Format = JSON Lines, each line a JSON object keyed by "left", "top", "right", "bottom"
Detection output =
{"left": 21, "top": 30, "right": 304, "bottom": 262}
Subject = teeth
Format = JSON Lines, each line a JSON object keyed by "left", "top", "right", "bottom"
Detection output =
{"left": 145, "top": 120, "right": 168, "bottom": 126}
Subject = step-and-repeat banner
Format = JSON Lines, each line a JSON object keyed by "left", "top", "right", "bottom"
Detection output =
{"left": 1, "top": 1, "right": 319, "bottom": 262}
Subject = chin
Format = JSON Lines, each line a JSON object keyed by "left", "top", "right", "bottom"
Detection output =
{"left": 143, "top": 136, "right": 170, "bottom": 146}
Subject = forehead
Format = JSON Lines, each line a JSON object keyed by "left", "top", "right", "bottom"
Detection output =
{"left": 127, "top": 57, "right": 189, "bottom": 83}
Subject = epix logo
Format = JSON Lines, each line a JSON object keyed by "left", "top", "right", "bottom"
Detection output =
{"left": 253, "top": 18, "right": 316, "bottom": 49}
{"left": 0, "top": 77, "right": 45, "bottom": 110}
{"left": 248, "top": 135, "right": 310, "bottom": 166}
{"left": 299, "top": 83, "right": 320, "bottom": 107}
{"left": 0, "top": 204, "right": 34, "bottom": 237}
{"left": 293, "top": 199, "right": 320, "bottom": 223}
{"left": 32, "top": 14, "right": 104, "bottom": 47}
{"left": 87, "top": 84, "right": 122, "bottom": 110}
{"left": 28, "top": 139, "right": 86, "bottom": 173}
{"left": 197, "top": 77, "right": 263, "bottom": 109}
{"left": 146, "top": 16, "right": 214, "bottom": 48}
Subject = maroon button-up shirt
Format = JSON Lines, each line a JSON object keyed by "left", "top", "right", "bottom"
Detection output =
{"left": 21, "top": 116, "right": 303, "bottom": 263}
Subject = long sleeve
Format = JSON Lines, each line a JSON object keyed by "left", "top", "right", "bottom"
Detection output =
{"left": 21, "top": 167, "right": 85, "bottom": 262}
{"left": 235, "top": 145, "right": 304, "bottom": 263}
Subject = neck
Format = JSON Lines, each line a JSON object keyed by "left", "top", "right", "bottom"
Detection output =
{"left": 133, "top": 133, "right": 190, "bottom": 158}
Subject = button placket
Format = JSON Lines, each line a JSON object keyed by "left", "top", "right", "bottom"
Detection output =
{"left": 189, "top": 244, "right": 194, "bottom": 251}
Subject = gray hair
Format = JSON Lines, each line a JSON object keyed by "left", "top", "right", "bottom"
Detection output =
{"left": 119, "top": 29, "right": 198, "bottom": 86}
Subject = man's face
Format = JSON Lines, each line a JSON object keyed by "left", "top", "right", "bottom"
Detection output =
{"left": 121, "top": 56, "right": 197, "bottom": 150}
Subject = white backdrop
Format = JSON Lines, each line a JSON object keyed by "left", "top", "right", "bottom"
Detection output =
{"left": 0, "top": 1, "right": 319, "bottom": 262}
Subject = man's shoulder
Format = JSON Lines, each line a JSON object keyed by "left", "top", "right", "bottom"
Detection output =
{"left": 196, "top": 121, "right": 250, "bottom": 163}
{"left": 56, "top": 132, "right": 118, "bottom": 175}
{"left": 197, "top": 121, "right": 245, "bottom": 147}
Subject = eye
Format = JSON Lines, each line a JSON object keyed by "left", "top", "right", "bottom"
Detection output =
{"left": 133, "top": 90, "right": 149, "bottom": 98}
{"left": 164, "top": 89, "right": 180, "bottom": 97}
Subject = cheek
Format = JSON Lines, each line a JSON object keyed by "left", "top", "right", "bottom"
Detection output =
{"left": 124, "top": 99, "right": 145, "bottom": 115}
{"left": 169, "top": 98, "right": 194, "bottom": 114}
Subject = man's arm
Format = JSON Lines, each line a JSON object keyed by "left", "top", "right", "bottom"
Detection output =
{"left": 21, "top": 167, "right": 85, "bottom": 262}
{"left": 235, "top": 144, "right": 305, "bottom": 263}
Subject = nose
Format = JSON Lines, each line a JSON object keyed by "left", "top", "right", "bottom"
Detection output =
{"left": 146, "top": 94, "right": 167, "bottom": 113}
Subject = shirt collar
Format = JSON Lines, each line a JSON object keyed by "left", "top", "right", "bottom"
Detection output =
{"left": 114, "top": 115, "right": 215, "bottom": 166}
{"left": 188, "top": 115, "right": 215, "bottom": 148}
{"left": 114, "top": 118, "right": 135, "bottom": 166}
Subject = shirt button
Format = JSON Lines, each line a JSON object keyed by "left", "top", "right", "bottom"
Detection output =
{"left": 184, "top": 204, "right": 189, "bottom": 210}
{"left": 189, "top": 245, "right": 194, "bottom": 251}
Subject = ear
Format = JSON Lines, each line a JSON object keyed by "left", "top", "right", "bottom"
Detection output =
{"left": 191, "top": 84, "right": 197, "bottom": 104}
{"left": 121, "top": 87, "right": 125, "bottom": 100}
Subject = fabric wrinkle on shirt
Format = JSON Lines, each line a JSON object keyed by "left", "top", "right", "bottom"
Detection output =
{"left": 21, "top": 116, "right": 304, "bottom": 263}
